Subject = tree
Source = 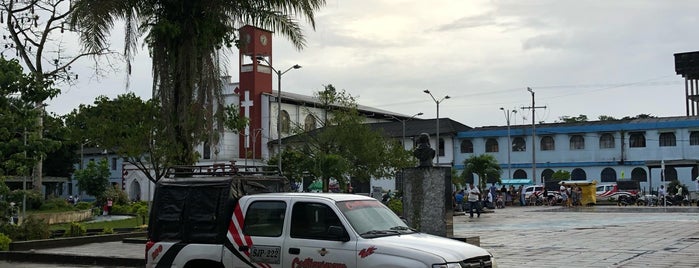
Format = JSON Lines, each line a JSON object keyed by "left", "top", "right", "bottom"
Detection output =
{"left": 1, "top": 0, "right": 116, "bottom": 193}
{"left": 74, "top": 158, "right": 110, "bottom": 198}
{"left": 0, "top": 58, "right": 60, "bottom": 179}
{"left": 598, "top": 115, "right": 618, "bottom": 121}
{"left": 277, "top": 85, "right": 413, "bottom": 192}
{"left": 559, "top": 114, "right": 588, "bottom": 123}
{"left": 69, "top": 0, "right": 326, "bottom": 166}
{"left": 462, "top": 154, "right": 502, "bottom": 191}
{"left": 551, "top": 170, "right": 570, "bottom": 181}
{"left": 65, "top": 93, "right": 170, "bottom": 184}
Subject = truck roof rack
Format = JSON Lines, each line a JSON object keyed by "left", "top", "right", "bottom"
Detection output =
{"left": 165, "top": 163, "right": 281, "bottom": 178}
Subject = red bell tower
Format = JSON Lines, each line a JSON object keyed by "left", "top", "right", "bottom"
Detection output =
{"left": 238, "top": 25, "right": 273, "bottom": 159}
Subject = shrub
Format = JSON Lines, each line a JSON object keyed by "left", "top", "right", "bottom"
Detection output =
{"left": 110, "top": 204, "right": 129, "bottom": 214}
{"left": 75, "top": 202, "right": 92, "bottom": 210}
{"left": 98, "top": 187, "right": 129, "bottom": 207}
{"left": 66, "top": 222, "right": 86, "bottom": 237}
{"left": 387, "top": 198, "right": 403, "bottom": 216}
{"left": 39, "top": 197, "right": 73, "bottom": 211}
{"left": 0, "top": 233, "right": 11, "bottom": 251}
{"left": 101, "top": 227, "right": 114, "bottom": 235}
{"left": 0, "top": 223, "right": 21, "bottom": 240}
{"left": 19, "top": 216, "right": 50, "bottom": 240}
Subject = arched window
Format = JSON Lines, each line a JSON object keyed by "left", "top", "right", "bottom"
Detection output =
{"left": 512, "top": 137, "right": 526, "bottom": 152}
{"left": 280, "top": 110, "right": 291, "bottom": 134}
{"left": 203, "top": 140, "right": 211, "bottom": 159}
{"left": 513, "top": 169, "right": 528, "bottom": 179}
{"left": 485, "top": 138, "right": 499, "bottom": 153}
{"left": 599, "top": 133, "right": 615, "bottom": 149}
{"left": 629, "top": 132, "right": 645, "bottom": 148}
{"left": 659, "top": 132, "right": 676, "bottom": 147}
{"left": 693, "top": 166, "right": 699, "bottom": 181}
{"left": 571, "top": 168, "right": 587, "bottom": 181}
{"left": 130, "top": 180, "right": 141, "bottom": 201}
{"left": 631, "top": 167, "right": 647, "bottom": 182}
{"left": 569, "top": 135, "right": 585, "bottom": 150}
{"left": 540, "top": 136, "right": 555, "bottom": 151}
{"left": 663, "top": 166, "right": 677, "bottom": 181}
{"left": 542, "top": 169, "right": 554, "bottom": 181}
{"left": 304, "top": 114, "right": 316, "bottom": 132}
{"left": 600, "top": 168, "right": 617, "bottom": 182}
{"left": 460, "top": 140, "right": 473, "bottom": 153}
{"left": 691, "top": 131, "right": 699, "bottom": 146}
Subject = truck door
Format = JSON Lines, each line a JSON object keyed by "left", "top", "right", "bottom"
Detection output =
{"left": 224, "top": 200, "right": 288, "bottom": 268}
{"left": 283, "top": 201, "right": 357, "bottom": 268}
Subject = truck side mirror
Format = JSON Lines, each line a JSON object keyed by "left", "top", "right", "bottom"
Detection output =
{"left": 327, "top": 225, "right": 350, "bottom": 242}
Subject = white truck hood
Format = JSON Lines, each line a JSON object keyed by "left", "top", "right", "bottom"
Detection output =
{"left": 368, "top": 232, "right": 491, "bottom": 262}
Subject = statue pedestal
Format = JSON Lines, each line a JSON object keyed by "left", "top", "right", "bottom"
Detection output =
{"left": 402, "top": 167, "right": 452, "bottom": 237}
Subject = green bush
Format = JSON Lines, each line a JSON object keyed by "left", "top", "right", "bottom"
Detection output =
{"left": 98, "top": 187, "right": 129, "bottom": 207}
{"left": 0, "top": 233, "right": 11, "bottom": 251}
{"left": 75, "top": 202, "right": 92, "bottom": 210}
{"left": 0, "top": 223, "right": 21, "bottom": 240}
{"left": 66, "top": 222, "right": 86, "bottom": 237}
{"left": 387, "top": 198, "right": 403, "bottom": 216}
{"left": 101, "top": 227, "right": 114, "bottom": 234}
{"left": 39, "top": 197, "right": 74, "bottom": 211}
{"left": 19, "top": 216, "right": 50, "bottom": 240}
{"left": 110, "top": 204, "right": 129, "bottom": 214}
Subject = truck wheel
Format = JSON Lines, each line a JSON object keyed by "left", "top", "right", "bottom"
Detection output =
{"left": 184, "top": 260, "right": 224, "bottom": 268}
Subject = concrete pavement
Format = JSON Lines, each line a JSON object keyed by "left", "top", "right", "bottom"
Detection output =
{"left": 457, "top": 205, "right": 699, "bottom": 267}
{"left": 2, "top": 205, "right": 698, "bottom": 267}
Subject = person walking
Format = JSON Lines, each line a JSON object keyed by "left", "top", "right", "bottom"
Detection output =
{"left": 455, "top": 190, "right": 465, "bottom": 212}
{"left": 466, "top": 183, "right": 481, "bottom": 218}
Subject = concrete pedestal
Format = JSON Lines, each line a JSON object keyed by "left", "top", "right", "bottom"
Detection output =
{"left": 402, "top": 166, "right": 452, "bottom": 237}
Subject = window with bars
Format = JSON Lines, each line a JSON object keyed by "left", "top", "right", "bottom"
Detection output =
{"left": 460, "top": 140, "right": 473, "bottom": 153}
{"left": 540, "top": 136, "right": 555, "bottom": 151}
{"left": 629, "top": 132, "right": 646, "bottom": 148}
{"left": 569, "top": 135, "right": 585, "bottom": 150}
{"left": 691, "top": 131, "right": 699, "bottom": 146}
{"left": 659, "top": 132, "right": 676, "bottom": 147}
{"left": 512, "top": 137, "right": 526, "bottom": 152}
{"left": 599, "top": 133, "right": 614, "bottom": 149}
{"left": 485, "top": 138, "right": 499, "bottom": 153}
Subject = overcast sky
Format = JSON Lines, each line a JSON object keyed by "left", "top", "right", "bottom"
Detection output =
{"left": 46, "top": 0, "right": 699, "bottom": 128}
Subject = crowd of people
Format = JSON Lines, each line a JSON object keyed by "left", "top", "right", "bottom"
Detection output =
{"left": 452, "top": 183, "right": 589, "bottom": 213}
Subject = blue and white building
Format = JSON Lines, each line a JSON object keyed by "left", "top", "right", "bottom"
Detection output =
{"left": 455, "top": 116, "right": 699, "bottom": 192}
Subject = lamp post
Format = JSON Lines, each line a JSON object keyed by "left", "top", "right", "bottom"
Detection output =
{"left": 423, "top": 90, "right": 450, "bottom": 166}
{"left": 386, "top": 112, "right": 423, "bottom": 149}
{"left": 500, "top": 108, "right": 517, "bottom": 180}
{"left": 256, "top": 56, "right": 301, "bottom": 174}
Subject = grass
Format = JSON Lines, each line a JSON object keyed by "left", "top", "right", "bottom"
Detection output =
{"left": 50, "top": 216, "right": 148, "bottom": 231}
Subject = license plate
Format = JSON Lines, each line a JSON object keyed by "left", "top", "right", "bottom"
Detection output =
{"left": 250, "top": 245, "right": 281, "bottom": 264}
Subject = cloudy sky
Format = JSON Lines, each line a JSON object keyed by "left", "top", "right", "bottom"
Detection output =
{"left": 46, "top": 0, "right": 699, "bottom": 128}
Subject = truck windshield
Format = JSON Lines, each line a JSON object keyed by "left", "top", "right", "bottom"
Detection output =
{"left": 337, "top": 200, "right": 411, "bottom": 237}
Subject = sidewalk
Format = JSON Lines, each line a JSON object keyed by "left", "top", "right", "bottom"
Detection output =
{"left": 457, "top": 205, "right": 699, "bottom": 267}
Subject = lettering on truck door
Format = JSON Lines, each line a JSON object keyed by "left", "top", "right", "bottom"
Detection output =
{"left": 284, "top": 201, "right": 356, "bottom": 268}
{"left": 225, "top": 200, "right": 288, "bottom": 268}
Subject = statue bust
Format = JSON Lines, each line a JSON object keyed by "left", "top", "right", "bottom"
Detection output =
{"left": 413, "top": 133, "right": 435, "bottom": 167}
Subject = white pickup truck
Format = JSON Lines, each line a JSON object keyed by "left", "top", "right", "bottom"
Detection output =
{"left": 146, "top": 170, "right": 496, "bottom": 268}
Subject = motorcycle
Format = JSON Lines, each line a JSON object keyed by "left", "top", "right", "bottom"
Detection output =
{"left": 634, "top": 194, "right": 658, "bottom": 206}
{"left": 617, "top": 193, "right": 640, "bottom": 206}
{"left": 663, "top": 194, "right": 691, "bottom": 206}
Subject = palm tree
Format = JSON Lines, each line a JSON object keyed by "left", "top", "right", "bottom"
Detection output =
{"left": 69, "top": 0, "right": 326, "bottom": 165}
{"left": 462, "top": 154, "right": 502, "bottom": 191}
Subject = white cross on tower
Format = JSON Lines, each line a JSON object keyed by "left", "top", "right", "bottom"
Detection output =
{"left": 240, "top": 90, "right": 253, "bottom": 148}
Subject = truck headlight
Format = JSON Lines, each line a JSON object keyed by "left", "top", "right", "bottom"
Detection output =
{"left": 432, "top": 263, "right": 461, "bottom": 268}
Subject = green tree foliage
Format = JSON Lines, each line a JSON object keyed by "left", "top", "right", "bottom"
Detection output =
{"left": 559, "top": 114, "right": 588, "bottom": 123}
{"left": 69, "top": 0, "right": 326, "bottom": 166}
{"left": 551, "top": 170, "right": 571, "bottom": 181}
{"left": 277, "top": 85, "right": 413, "bottom": 192}
{"left": 74, "top": 159, "right": 110, "bottom": 199}
{"left": 462, "top": 154, "right": 502, "bottom": 191}
{"left": 598, "top": 115, "right": 618, "bottom": 121}
{"left": 0, "top": 58, "right": 60, "bottom": 178}
{"left": 64, "top": 93, "right": 170, "bottom": 183}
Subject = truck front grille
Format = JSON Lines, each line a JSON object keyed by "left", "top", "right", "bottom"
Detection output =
{"left": 461, "top": 255, "right": 493, "bottom": 268}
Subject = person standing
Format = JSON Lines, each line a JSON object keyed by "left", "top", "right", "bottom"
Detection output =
{"left": 466, "top": 183, "right": 481, "bottom": 218}
{"left": 518, "top": 185, "right": 525, "bottom": 206}
{"left": 560, "top": 183, "right": 569, "bottom": 207}
{"left": 658, "top": 185, "right": 666, "bottom": 206}
{"left": 455, "top": 190, "right": 465, "bottom": 212}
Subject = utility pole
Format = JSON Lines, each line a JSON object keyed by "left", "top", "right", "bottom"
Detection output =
{"left": 522, "top": 87, "right": 546, "bottom": 184}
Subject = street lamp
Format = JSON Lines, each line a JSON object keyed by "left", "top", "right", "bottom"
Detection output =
{"left": 256, "top": 56, "right": 301, "bottom": 175}
{"left": 385, "top": 112, "right": 423, "bottom": 149}
{"left": 499, "top": 108, "right": 517, "bottom": 180}
{"left": 423, "top": 90, "right": 450, "bottom": 166}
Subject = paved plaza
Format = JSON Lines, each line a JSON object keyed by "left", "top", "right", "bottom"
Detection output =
{"left": 3, "top": 205, "right": 699, "bottom": 267}
{"left": 457, "top": 205, "right": 699, "bottom": 267}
